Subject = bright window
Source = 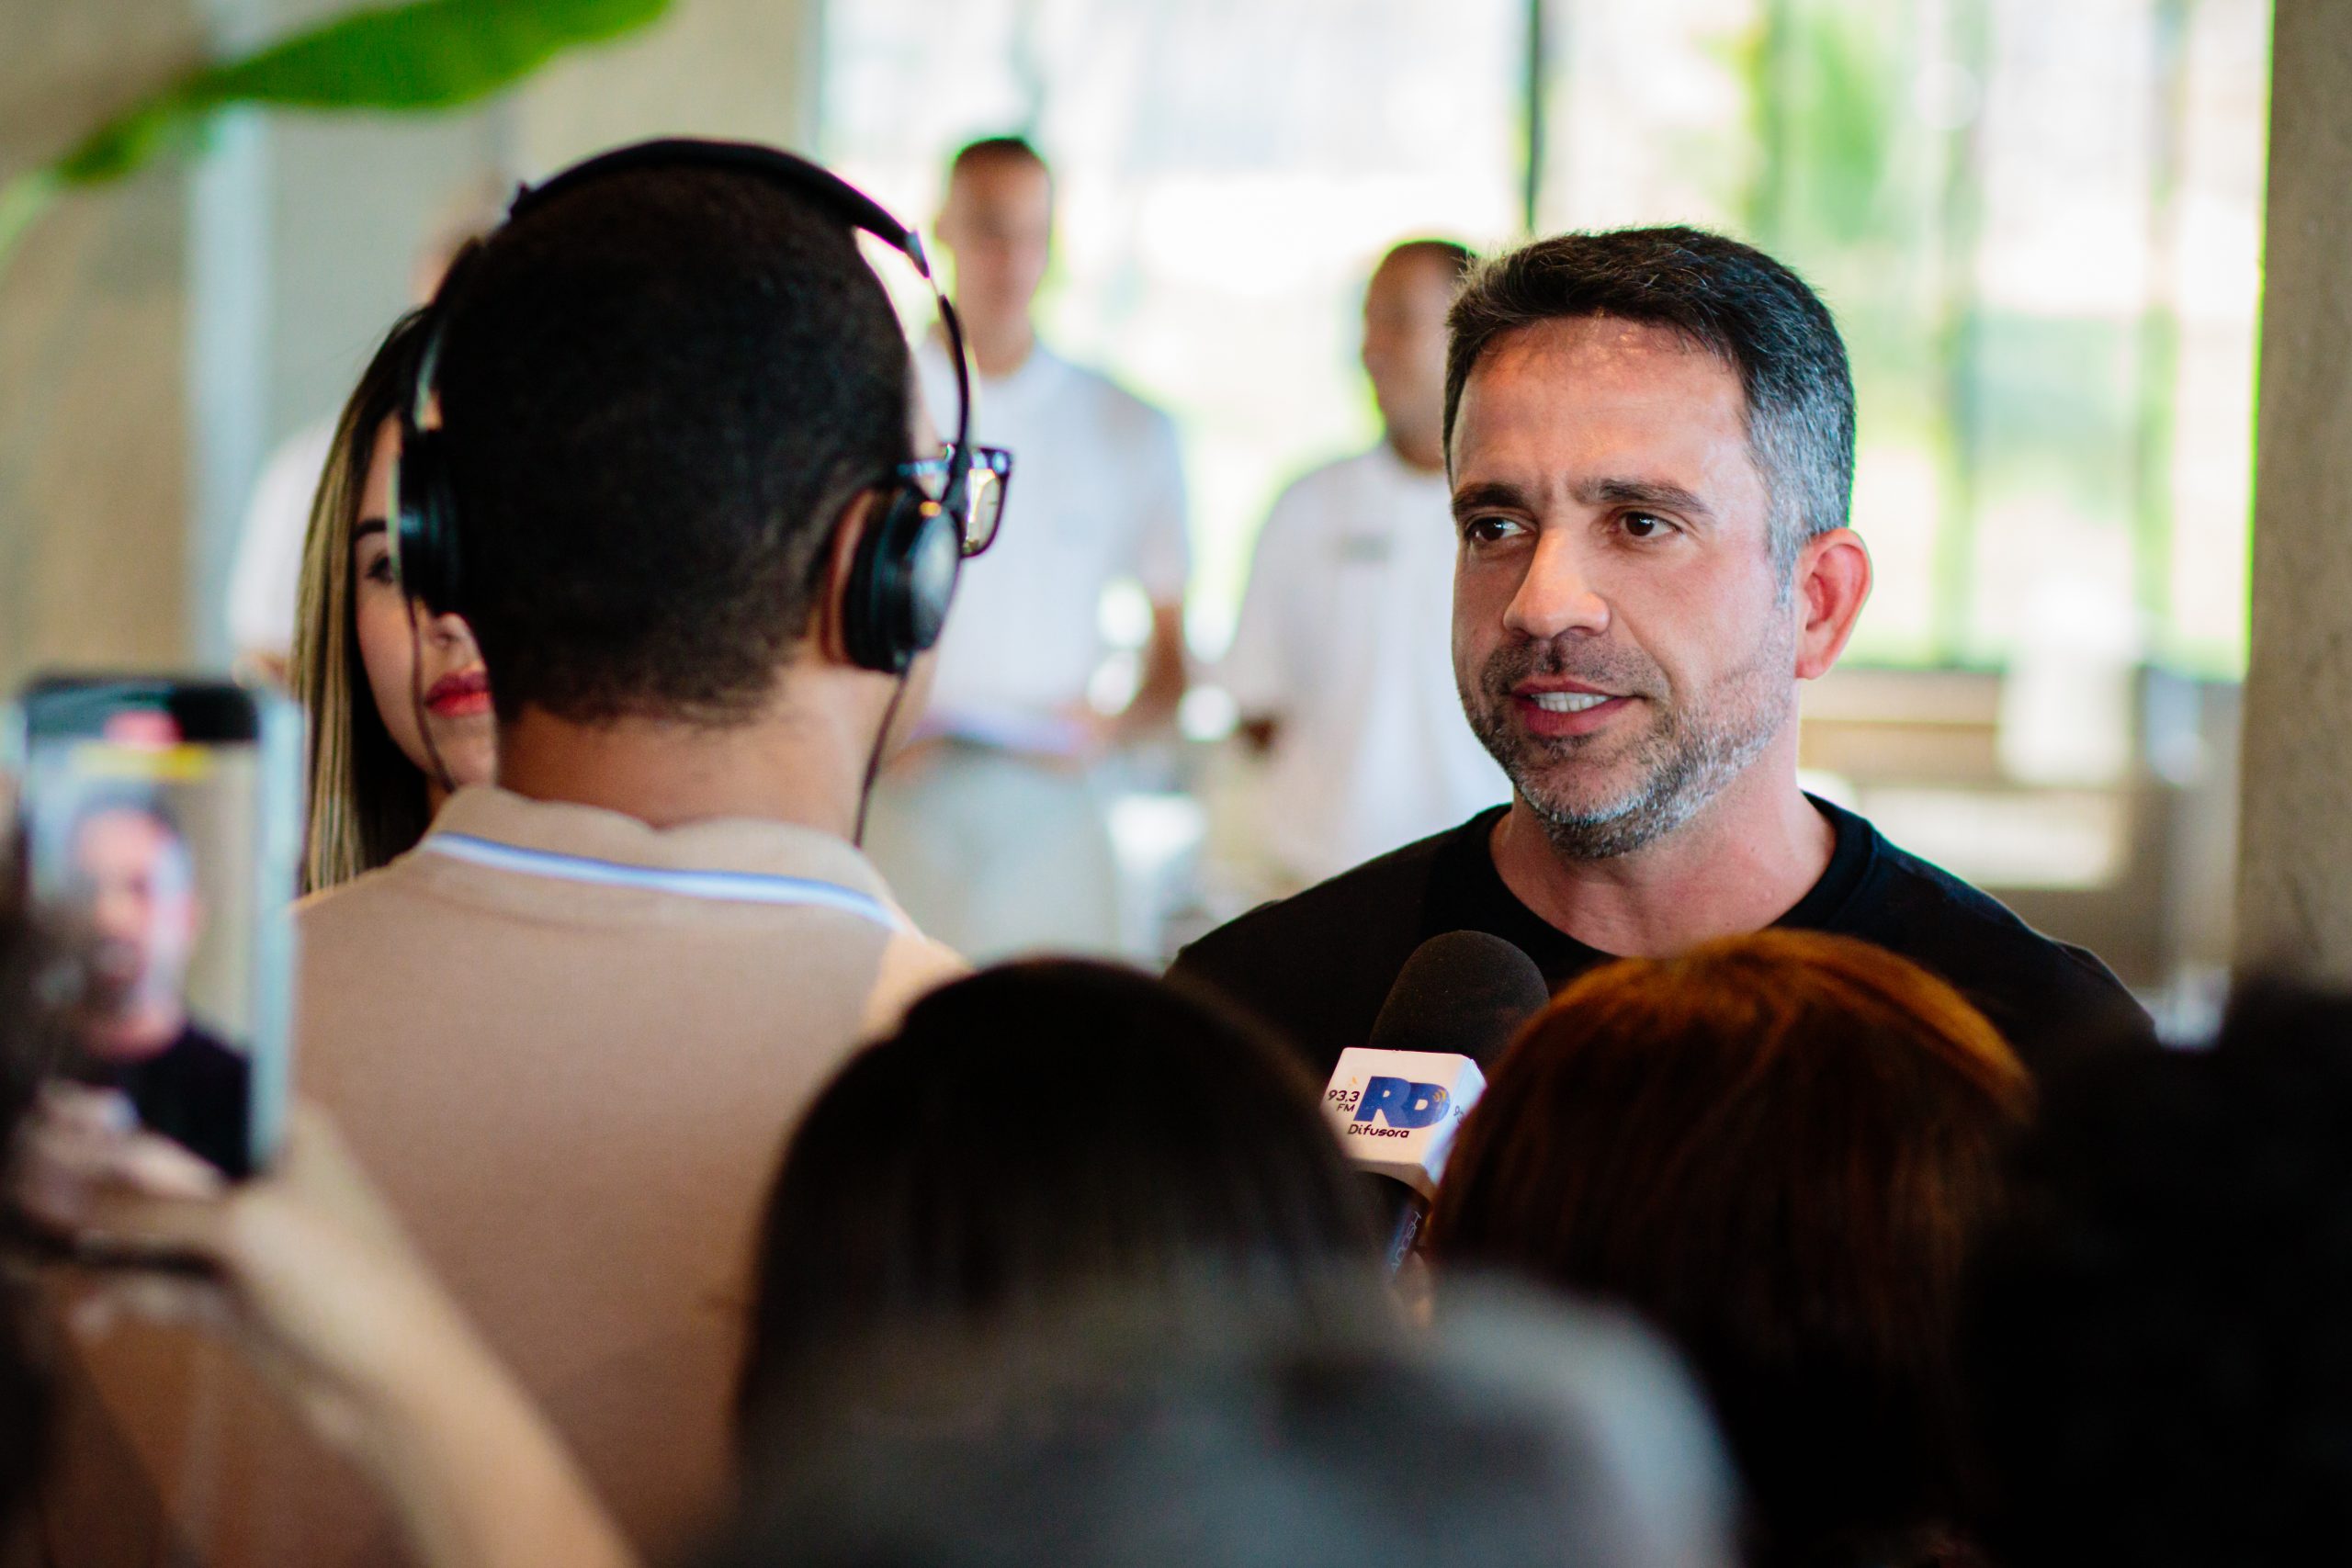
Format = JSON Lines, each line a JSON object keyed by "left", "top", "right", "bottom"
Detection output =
{"left": 822, "top": 0, "right": 2268, "bottom": 673}
{"left": 821, "top": 0, "right": 1522, "bottom": 651}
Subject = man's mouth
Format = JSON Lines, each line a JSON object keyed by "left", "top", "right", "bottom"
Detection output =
{"left": 1525, "top": 691, "right": 1615, "bottom": 715}
{"left": 88, "top": 939, "right": 141, "bottom": 981}
{"left": 1504, "top": 678, "right": 1637, "bottom": 737}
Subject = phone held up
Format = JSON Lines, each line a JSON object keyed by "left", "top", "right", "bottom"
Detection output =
{"left": 6, "top": 675, "right": 301, "bottom": 1180}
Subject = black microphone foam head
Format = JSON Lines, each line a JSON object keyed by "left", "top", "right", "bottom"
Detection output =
{"left": 1365, "top": 931, "right": 1552, "bottom": 1068}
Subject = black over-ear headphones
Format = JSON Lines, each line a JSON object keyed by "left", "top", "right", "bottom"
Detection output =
{"left": 391, "top": 137, "right": 979, "bottom": 677}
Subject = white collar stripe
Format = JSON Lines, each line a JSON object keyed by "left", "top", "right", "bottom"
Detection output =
{"left": 423, "top": 832, "right": 902, "bottom": 930}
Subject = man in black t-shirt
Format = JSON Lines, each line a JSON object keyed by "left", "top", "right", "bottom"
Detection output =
{"left": 1176, "top": 228, "right": 2148, "bottom": 1080}
{"left": 65, "top": 800, "right": 250, "bottom": 1172}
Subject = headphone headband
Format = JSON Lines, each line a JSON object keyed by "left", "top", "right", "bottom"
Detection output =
{"left": 505, "top": 138, "right": 935, "bottom": 278}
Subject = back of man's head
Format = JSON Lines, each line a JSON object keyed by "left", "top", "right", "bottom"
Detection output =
{"left": 1966, "top": 979, "right": 2352, "bottom": 1567}
{"left": 433, "top": 161, "right": 914, "bottom": 725}
{"left": 1445, "top": 227, "right": 1853, "bottom": 570}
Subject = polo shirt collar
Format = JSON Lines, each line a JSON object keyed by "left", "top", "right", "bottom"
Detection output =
{"left": 425, "top": 785, "right": 898, "bottom": 907}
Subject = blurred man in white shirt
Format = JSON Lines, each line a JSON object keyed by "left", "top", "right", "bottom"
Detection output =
{"left": 1219, "top": 240, "right": 1509, "bottom": 892}
{"left": 869, "top": 137, "right": 1191, "bottom": 960}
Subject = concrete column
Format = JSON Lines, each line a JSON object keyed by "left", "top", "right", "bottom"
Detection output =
{"left": 0, "top": 0, "right": 205, "bottom": 692}
{"left": 2234, "top": 0, "right": 2352, "bottom": 976}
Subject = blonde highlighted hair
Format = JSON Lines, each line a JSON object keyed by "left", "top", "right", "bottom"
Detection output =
{"left": 289, "top": 310, "right": 436, "bottom": 895}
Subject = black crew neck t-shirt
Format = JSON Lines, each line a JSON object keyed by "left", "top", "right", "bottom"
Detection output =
{"left": 76, "top": 1021, "right": 253, "bottom": 1177}
{"left": 1171, "top": 797, "right": 2151, "bottom": 1081}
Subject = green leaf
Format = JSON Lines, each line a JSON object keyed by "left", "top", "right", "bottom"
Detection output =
{"left": 0, "top": 0, "right": 670, "bottom": 281}
{"left": 54, "top": 95, "right": 207, "bottom": 186}
{"left": 187, "top": 0, "right": 673, "bottom": 112}
{"left": 39, "top": 0, "right": 671, "bottom": 193}
{"left": 0, "top": 166, "right": 65, "bottom": 269}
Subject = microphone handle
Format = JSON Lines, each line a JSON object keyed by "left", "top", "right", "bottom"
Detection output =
{"left": 1385, "top": 1198, "right": 1424, "bottom": 1274}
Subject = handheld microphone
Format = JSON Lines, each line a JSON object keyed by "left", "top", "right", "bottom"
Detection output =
{"left": 1321, "top": 931, "right": 1550, "bottom": 1269}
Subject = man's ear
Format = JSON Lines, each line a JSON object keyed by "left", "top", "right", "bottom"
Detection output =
{"left": 811, "top": 491, "right": 882, "bottom": 668}
{"left": 1792, "top": 526, "right": 1871, "bottom": 682}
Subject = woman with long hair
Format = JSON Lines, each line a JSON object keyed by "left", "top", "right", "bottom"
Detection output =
{"left": 1427, "top": 930, "right": 2032, "bottom": 1568}
{"left": 289, "top": 310, "right": 496, "bottom": 893}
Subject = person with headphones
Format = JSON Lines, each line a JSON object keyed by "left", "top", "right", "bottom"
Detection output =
{"left": 40, "top": 141, "right": 994, "bottom": 1567}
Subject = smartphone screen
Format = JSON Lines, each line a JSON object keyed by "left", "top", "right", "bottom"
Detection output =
{"left": 6, "top": 677, "right": 301, "bottom": 1179}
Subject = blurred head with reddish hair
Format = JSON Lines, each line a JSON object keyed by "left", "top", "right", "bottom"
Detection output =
{"left": 1426, "top": 930, "right": 2030, "bottom": 1568}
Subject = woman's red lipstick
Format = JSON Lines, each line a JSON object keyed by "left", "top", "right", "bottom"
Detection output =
{"left": 423, "top": 668, "right": 492, "bottom": 718}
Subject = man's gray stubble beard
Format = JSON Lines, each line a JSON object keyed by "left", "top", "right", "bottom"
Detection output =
{"left": 1462, "top": 631, "right": 1794, "bottom": 863}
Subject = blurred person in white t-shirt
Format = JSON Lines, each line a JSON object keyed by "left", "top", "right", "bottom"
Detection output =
{"left": 866, "top": 136, "right": 1191, "bottom": 960}
{"left": 1216, "top": 241, "right": 1510, "bottom": 894}
{"left": 226, "top": 186, "right": 503, "bottom": 683}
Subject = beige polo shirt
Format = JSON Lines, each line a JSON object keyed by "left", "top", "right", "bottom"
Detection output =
{"left": 43, "top": 787, "right": 965, "bottom": 1568}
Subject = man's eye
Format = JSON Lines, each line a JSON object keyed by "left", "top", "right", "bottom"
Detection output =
{"left": 1620, "top": 512, "right": 1671, "bottom": 540}
{"left": 1462, "top": 516, "right": 1525, "bottom": 545}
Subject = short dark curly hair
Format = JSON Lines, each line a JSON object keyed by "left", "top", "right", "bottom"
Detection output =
{"left": 434, "top": 160, "right": 915, "bottom": 725}
{"left": 1444, "top": 226, "right": 1855, "bottom": 571}
{"left": 1965, "top": 980, "right": 2352, "bottom": 1566}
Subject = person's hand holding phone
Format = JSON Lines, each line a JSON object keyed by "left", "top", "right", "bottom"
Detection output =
{"left": 10, "top": 1089, "right": 635, "bottom": 1568}
{"left": 15, "top": 1082, "right": 225, "bottom": 1220}
{"left": 17, "top": 1089, "right": 461, "bottom": 1432}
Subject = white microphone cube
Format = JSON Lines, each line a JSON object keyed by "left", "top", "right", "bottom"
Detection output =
{"left": 1319, "top": 1047, "right": 1487, "bottom": 1200}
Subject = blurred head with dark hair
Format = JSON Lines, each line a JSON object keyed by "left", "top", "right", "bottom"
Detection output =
{"left": 60, "top": 795, "right": 199, "bottom": 1062}
{"left": 1427, "top": 931, "right": 2030, "bottom": 1566}
{"left": 1966, "top": 980, "right": 2352, "bottom": 1568}
{"left": 738, "top": 960, "right": 1379, "bottom": 1442}
{"left": 712, "top": 1289, "right": 1736, "bottom": 1568}
{"left": 428, "top": 158, "right": 917, "bottom": 727}
{"left": 936, "top": 136, "right": 1054, "bottom": 367}
{"left": 1364, "top": 238, "right": 1475, "bottom": 473}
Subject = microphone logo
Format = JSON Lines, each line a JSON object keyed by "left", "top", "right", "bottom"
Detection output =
{"left": 1352, "top": 1077, "right": 1452, "bottom": 1131}
{"left": 1321, "top": 1048, "right": 1487, "bottom": 1196}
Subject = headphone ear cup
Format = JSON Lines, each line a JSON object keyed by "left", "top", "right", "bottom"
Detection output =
{"left": 843, "top": 487, "right": 964, "bottom": 675}
{"left": 394, "top": 428, "right": 464, "bottom": 619}
{"left": 899, "top": 504, "right": 964, "bottom": 653}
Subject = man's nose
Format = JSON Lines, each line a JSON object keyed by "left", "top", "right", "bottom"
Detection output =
{"left": 1503, "top": 528, "right": 1610, "bottom": 641}
{"left": 90, "top": 889, "right": 141, "bottom": 938}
